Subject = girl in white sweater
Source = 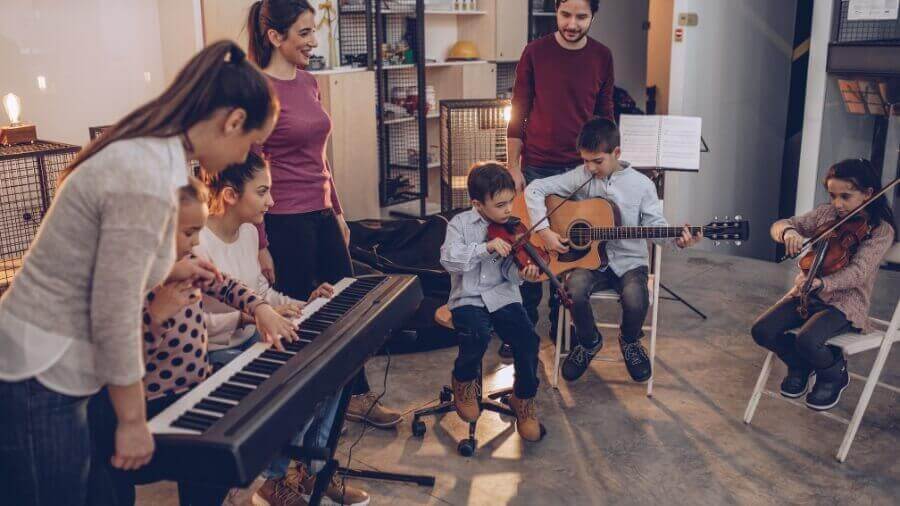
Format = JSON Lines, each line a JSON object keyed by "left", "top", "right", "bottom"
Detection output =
{"left": 197, "top": 153, "right": 370, "bottom": 505}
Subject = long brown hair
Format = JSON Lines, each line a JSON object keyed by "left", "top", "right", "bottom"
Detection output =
{"left": 65, "top": 40, "right": 276, "bottom": 179}
{"left": 247, "top": 0, "right": 315, "bottom": 68}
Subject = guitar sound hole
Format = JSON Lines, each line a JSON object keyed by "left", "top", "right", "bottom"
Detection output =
{"left": 568, "top": 222, "right": 592, "bottom": 249}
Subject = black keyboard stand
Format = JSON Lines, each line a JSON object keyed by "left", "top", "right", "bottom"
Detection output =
{"left": 284, "top": 373, "right": 435, "bottom": 506}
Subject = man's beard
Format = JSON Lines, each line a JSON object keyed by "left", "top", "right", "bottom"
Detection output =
{"left": 559, "top": 28, "right": 587, "bottom": 43}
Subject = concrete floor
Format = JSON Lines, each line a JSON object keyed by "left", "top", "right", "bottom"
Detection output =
{"left": 138, "top": 249, "right": 899, "bottom": 505}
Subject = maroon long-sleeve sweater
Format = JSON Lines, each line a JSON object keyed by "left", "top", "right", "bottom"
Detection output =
{"left": 507, "top": 34, "right": 615, "bottom": 169}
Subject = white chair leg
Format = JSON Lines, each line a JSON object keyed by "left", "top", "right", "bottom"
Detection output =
{"left": 836, "top": 339, "right": 894, "bottom": 462}
{"left": 647, "top": 298, "right": 659, "bottom": 397}
{"left": 552, "top": 305, "right": 566, "bottom": 389}
{"left": 647, "top": 246, "right": 662, "bottom": 397}
{"left": 744, "top": 352, "right": 774, "bottom": 424}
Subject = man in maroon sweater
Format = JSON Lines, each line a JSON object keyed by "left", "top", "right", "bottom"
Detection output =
{"left": 507, "top": 0, "right": 615, "bottom": 327}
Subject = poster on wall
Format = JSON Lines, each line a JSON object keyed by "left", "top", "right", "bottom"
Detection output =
{"left": 847, "top": 0, "right": 899, "bottom": 20}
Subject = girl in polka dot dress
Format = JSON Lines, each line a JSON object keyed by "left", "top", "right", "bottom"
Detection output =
{"left": 141, "top": 179, "right": 299, "bottom": 402}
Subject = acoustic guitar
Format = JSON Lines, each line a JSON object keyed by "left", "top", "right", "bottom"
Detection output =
{"left": 511, "top": 194, "right": 750, "bottom": 279}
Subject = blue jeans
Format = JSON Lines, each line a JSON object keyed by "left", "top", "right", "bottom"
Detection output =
{"left": 521, "top": 165, "right": 578, "bottom": 329}
{"left": 210, "top": 333, "right": 341, "bottom": 478}
{"left": 451, "top": 303, "right": 541, "bottom": 399}
{"left": 0, "top": 379, "right": 91, "bottom": 506}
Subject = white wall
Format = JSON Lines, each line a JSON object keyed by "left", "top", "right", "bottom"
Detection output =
{"left": 0, "top": 0, "right": 204, "bottom": 147}
{"left": 665, "top": 0, "right": 797, "bottom": 260}
{"left": 0, "top": 1, "right": 172, "bottom": 145}
{"left": 588, "top": 0, "right": 649, "bottom": 108}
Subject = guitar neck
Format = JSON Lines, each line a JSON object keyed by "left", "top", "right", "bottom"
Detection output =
{"left": 582, "top": 226, "right": 703, "bottom": 240}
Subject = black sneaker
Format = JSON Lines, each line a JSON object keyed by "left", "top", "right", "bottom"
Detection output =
{"left": 619, "top": 338, "right": 652, "bottom": 383}
{"left": 780, "top": 368, "right": 814, "bottom": 398}
{"left": 561, "top": 341, "right": 602, "bottom": 381}
{"left": 806, "top": 357, "right": 849, "bottom": 411}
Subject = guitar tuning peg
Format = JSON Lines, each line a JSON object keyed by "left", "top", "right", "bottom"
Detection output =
{"left": 714, "top": 216, "right": 719, "bottom": 221}
{"left": 734, "top": 214, "right": 743, "bottom": 221}
{"left": 725, "top": 215, "right": 730, "bottom": 221}
{"left": 735, "top": 241, "right": 742, "bottom": 246}
{"left": 715, "top": 241, "right": 721, "bottom": 247}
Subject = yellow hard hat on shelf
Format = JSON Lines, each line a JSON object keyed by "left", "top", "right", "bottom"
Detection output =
{"left": 447, "top": 41, "right": 480, "bottom": 61}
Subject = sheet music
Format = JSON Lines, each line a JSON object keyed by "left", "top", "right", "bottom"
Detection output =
{"left": 619, "top": 115, "right": 661, "bottom": 168}
{"left": 619, "top": 114, "right": 702, "bottom": 171}
{"left": 847, "top": 0, "right": 899, "bottom": 20}
{"left": 659, "top": 116, "right": 702, "bottom": 170}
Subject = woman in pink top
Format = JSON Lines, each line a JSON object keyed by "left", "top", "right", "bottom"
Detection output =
{"left": 246, "top": 0, "right": 403, "bottom": 431}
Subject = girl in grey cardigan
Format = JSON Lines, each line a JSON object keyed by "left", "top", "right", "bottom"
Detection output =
{"left": 0, "top": 41, "right": 279, "bottom": 505}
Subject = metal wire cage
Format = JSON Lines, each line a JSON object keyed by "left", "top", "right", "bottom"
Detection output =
{"left": 833, "top": 0, "right": 900, "bottom": 44}
{"left": 496, "top": 61, "right": 518, "bottom": 98}
{"left": 439, "top": 99, "right": 511, "bottom": 212}
{"left": 0, "top": 141, "right": 80, "bottom": 293}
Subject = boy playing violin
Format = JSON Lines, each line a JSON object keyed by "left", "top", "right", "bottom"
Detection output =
{"left": 440, "top": 162, "right": 545, "bottom": 442}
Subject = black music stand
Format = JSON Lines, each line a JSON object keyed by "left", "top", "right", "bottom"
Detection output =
{"left": 284, "top": 366, "right": 435, "bottom": 506}
{"left": 646, "top": 136, "right": 710, "bottom": 320}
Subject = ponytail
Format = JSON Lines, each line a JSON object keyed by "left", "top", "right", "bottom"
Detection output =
{"left": 246, "top": 0, "right": 316, "bottom": 68}
{"left": 65, "top": 40, "right": 276, "bottom": 179}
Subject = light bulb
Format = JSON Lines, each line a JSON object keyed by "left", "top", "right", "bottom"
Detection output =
{"left": 3, "top": 93, "right": 21, "bottom": 124}
{"left": 503, "top": 105, "right": 512, "bottom": 124}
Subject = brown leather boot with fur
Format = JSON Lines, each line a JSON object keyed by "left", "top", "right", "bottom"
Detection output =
{"left": 509, "top": 394, "right": 543, "bottom": 442}
{"left": 451, "top": 375, "right": 481, "bottom": 422}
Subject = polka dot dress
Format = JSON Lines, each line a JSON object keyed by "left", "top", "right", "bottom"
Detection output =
{"left": 142, "top": 267, "right": 266, "bottom": 401}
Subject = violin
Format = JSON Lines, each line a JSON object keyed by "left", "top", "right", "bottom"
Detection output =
{"left": 487, "top": 217, "right": 574, "bottom": 308}
{"left": 796, "top": 213, "right": 871, "bottom": 318}
{"left": 785, "top": 176, "right": 899, "bottom": 318}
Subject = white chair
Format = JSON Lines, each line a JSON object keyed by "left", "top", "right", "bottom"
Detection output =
{"left": 743, "top": 297, "right": 900, "bottom": 462}
{"left": 552, "top": 244, "right": 662, "bottom": 396}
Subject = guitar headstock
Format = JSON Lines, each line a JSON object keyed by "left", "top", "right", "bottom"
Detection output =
{"left": 703, "top": 215, "right": 750, "bottom": 245}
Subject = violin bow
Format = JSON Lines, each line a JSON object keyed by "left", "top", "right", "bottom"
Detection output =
{"left": 780, "top": 176, "right": 899, "bottom": 263}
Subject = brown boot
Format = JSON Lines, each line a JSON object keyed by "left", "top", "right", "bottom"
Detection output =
{"left": 293, "top": 465, "right": 371, "bottom": 506}
{"left": 251, "top": 476, "right": 309, "bottom": 506}
{"left": 451, "top": 375, "right": 481, "bottom": 423}
{"left": 346, "top": 392, "right": 403, "bottom": 428}
{"left": 509, "top": 394, "right": 543, "bottom": 442}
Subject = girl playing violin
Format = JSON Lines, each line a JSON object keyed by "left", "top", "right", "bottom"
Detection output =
{"left": 752, "top": 159, "right": 896, "bottom": 411}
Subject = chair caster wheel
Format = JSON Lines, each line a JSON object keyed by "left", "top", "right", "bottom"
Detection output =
{"left": 440, "top": 387, "right": 453, "bottom": 403}
{"left": 411, "top": 419, "right": 426, "bottom": 437}
{"left": 457, "top": 439, "right": 476, "bottom": 457}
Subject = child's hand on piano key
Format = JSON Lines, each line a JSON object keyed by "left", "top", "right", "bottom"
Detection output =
{"left": 309, "top": 283, "right": 335, "bottom": 301}
{"left": 274, "top": 302, "right": 305, "bottom": 319}
{"left": 254, "top": 304, "right": 299, "bottom": 351}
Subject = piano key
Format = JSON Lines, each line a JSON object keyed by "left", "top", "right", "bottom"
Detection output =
{"left": 195, "top": 400, "right": 233, "bottom": 414}
{"left": 260, "top": 350, "right": 294, "bottom": 362}
{"left": 210, "top": 388, "right": 246, "bottom": 402}
{"left": 183, "top": 411, "right": 221, "bottom": 424}
{"left": 221, "top": 383, "right": 255, "bottom": 395}
{"left": 170, "top": 418, "right": 207, "bottom": 433}
{"left": 174, "top": 415, "right": 213, "bottom": 430}
{"left": 231, "top": 372, "right": 266, "bottom": 386}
